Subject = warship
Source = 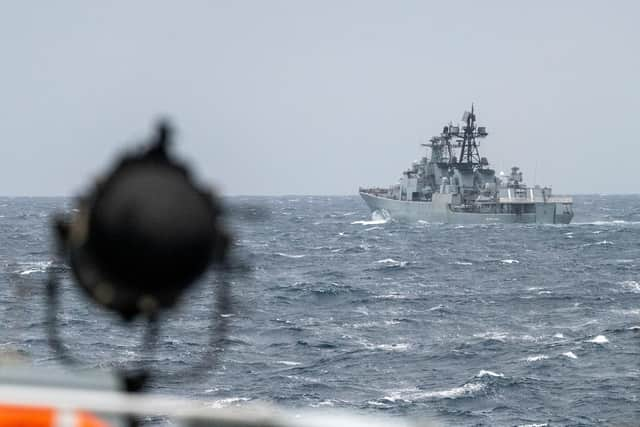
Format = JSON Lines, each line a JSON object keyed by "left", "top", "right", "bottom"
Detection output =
{"left": 359, "top": 106, "right": 573, "bottom": 224}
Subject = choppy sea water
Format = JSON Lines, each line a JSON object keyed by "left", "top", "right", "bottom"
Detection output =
{"left": 1, "top": 195, "right": 639, "bottom": 426}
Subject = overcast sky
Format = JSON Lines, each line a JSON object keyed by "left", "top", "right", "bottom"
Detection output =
{"left": 1, "top": 1, "right": 638, "bottom": 196}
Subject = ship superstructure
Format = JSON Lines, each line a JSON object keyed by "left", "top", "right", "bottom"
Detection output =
{"left": 359, "top": 106, "right": 573, "bottom": 224}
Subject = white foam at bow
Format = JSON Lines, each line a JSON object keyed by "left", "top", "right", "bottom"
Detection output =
{"left": 351, "top": 210, "right": 390, "bottom": 225}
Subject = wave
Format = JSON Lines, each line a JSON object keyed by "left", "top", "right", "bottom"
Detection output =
{"left": 343, "top": 244, "right": 368, "bottom": 253}
{"left": 524, "top": 355, "right": 549, "bottom": 362}
{"left": 13, "top": 260, "right": 52, "bottom": 276}
{"left": 587, "top": 335, "right": 609, "bottom": 344}
{"left": 620, "top": 280, "right": 640, "bottom": 293}
{"left": 473, "top": 331, "right": 508, "bottom": 342}
{"left": 573, "top": 220, "right": 640, "bottom": 226}
{"left": 374, "top": 293, "right": 409, "bottom": 300}
{"left": 375, "top": 258, "right": 408, "bottom": 268}
{"left": 371, "top": 343, "right": 411, "bottom": 352}
{"left": 476, "top": 370, "right": 504, "bottom": 378}
{"left": 382, "top": 383, "right": 485, "bottom": 402}
{"left": 208, "top": 397, "right": 251, "bottom": 409}
{"left": 275, "top": 360, "right": 302, "bottom": 366}
{"left": 275, "top": 252, "right": 306, "bottom": 259}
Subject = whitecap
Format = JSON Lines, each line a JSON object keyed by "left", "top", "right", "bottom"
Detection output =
{"left": 310, "top": 400, "right": 335, "bottom": 408}
{"left": 453, "top": 261, "right": 473, "bottom": 266}
{"left": 351, "top": 219, "right": 387, "bottom": 225}
{"left": 375, "top": 258, "right": 408, "bottom": 267}
{"left": 351, "top": 321, "right": 378, "bottom": 329}
{"left": 367, "top": 400, "right": 391, "bottom": 408}
{"left": 500, "top": 259, "right": 519, "bottom": 264}
{"left": 374, "top": 293, "right": 407, "bottom": 300}
{"left": 628, "top": 326, "right": 640, "bottom": 330}
{"left": 477, "top": 370, "right": 504, "bottom": 378}
{"left": 362, "top": 340, "right": 411, "bottom": 352}
{"left": 208, "top": 397, "right": 250, "bottom": 408}
{"left": 554, "top": 333, "right": 565, "bottom": 339}
{"left": 611, "top": 308, "right": 640, "bottom": 316}
{"left": 276, "top": 360, "right": 301, "bottom": 366}
{"left": 375, "top": 343, "right": 410, "bottom": 352}
{"left": 383, "top": 383, "right": 484, "bottom": 402}
{"left": 473, "top": 332, "right": 507, "bottom": 342}
{"left": 15, "top": 261, "right": 52, "bottom": 276}
{"left": 275, "top": 252, "right": 306, "bottom": 259}
{"left": 587, "top": 335, "right": 609, "bottom": 344}
{"left": 582, "top": 220, "right": 640, "bottom": 226}
{"left": 525, "top": 355, "right": 549, "bottom": 362}
{"left": 621, "top": 280, "right": 640, "bottom": 293}
{"left": 428, "top": 304, "right": 445, "bottom": 311}
{"left": 417, "top": 383, "right": 484, "bottom": 399}
{"left": 364, "top": 226, "right": 383, "bottom": 231}
{"left": 563, "top": 351, "right": 578, "bottom": 359}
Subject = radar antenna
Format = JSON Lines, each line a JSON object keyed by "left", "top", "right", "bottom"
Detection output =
{"left": 457, "top": 103, "right": 488, "bottom": 167}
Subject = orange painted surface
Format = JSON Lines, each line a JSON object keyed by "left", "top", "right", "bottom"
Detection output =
{"left": 0, "top": 404, "right": 109, "bottom": 427}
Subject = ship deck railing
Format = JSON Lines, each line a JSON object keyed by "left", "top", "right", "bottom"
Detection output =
{"left": 359, "top": 188, "right": 391, "bottom": 196}
{"left": 498, "top": 195, "right": 573, "bottom": 204}
{"left": 0, "top": 383, "right": 426, "bottom": 427}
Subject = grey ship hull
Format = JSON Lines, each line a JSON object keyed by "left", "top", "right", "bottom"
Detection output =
{"left": 360, "top": 192, "right": 573, "bottom": 224}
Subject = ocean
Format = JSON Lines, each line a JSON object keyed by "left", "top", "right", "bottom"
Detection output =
{"left": 1, "top": 195, "right": 639, "bottom": 426}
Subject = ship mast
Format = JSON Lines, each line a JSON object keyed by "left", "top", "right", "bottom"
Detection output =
{"left": 457, "top": 104, "right": 488, "bottom": 167}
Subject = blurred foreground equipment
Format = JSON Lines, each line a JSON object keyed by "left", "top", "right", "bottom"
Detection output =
{"left": 46, "top": 120, "right": 233, "bottom": 396}
{"left": 54, "top": 120, "right": 229, "bottom": 321}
